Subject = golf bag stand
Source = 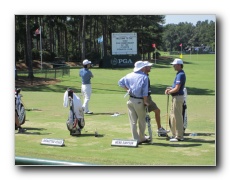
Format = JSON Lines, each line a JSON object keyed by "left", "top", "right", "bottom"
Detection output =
{"left": 65, "top": 88, "right": 85, "bottom": 136}
{"left": 158, "top": 95, "right": 169, "bottom": 137}
{"left": 145, "top": 106, "right": 153, "bottom": 141}
{"left": 15, "top": 88, "right": 26, "bottom": 125}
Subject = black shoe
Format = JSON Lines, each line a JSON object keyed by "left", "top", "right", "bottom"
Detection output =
{"left": 138, "top": 138, "right": 152, "bottom": 145}
{"left": 18, "top": 128, "right": 26, "bottom": 133}
{"left": 158, "top": 133, "right": 168, "bottom": 137}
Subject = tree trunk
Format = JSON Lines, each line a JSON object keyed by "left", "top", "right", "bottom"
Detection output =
{"left": 102, "top": 16, "right": 108, "bottom": 57}
{"left": 81, "top": 15, "right": 86, "bottom": 60}
{"left": 26, "top": 15, "right": 34, "bottom": 79}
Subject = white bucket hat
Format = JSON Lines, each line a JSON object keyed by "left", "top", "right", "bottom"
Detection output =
{"left": 143, "top": 61, "right": 154, "bottom": 67}
{"left": 83, "top": 59, "right": 91, "bottom": 65}
{"left": 170, "top": 58, "right": 183, "bottom": 65}
{"left": 133, "top": 61, "right": 153, "bottom": 72}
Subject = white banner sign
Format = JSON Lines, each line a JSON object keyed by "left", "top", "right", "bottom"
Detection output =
{"left": 112, "top": 33, "right": 137, "bottom": 55}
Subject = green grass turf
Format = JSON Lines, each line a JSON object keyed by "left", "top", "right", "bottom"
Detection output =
{"left": 15, "top": 54, "right": 216, "bottom": 166}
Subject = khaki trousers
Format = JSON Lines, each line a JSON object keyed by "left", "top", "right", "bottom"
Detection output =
{"left": 127, "top": 97, "right": 146, "bottom": 143}
{"left": 170, "top": 95, "right": 184, "bottom": 139}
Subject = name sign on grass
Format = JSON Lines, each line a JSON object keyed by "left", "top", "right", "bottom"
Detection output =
{"left": 111, "top": 139, "right": 138, "bottom": 147}
{"left": 41, "top": 138, "right": 65, "bottom": 147}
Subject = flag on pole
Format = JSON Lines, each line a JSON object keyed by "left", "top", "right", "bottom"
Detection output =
{"left": 35, "top": 28, "right": 40, "bottom": 35}
{"left": 179, "top": 43, "right": 182, "bottom": 47}
{"left": 152, "top": 43, "right": 156, "bottom": 48}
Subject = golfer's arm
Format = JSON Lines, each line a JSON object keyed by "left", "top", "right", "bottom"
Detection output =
{"left": 168, "top": 84, "right": 181, "bottom": 94}
{"left": 143, "top": 96, "right": 149, "bottom": 106}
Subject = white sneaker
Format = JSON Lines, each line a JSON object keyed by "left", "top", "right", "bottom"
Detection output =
{"left": 170, "top": 138, "right": 184, "bottom": 142}
{"left": 157, "top": 127, "right": 170, "bottom": 133}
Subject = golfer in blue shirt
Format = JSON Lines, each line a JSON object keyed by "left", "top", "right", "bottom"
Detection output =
{"left": 165, "top": 58, "right": 186, "bottom": 142}
{"left": 79, "top": 59, "right": 94, "bottom": 114}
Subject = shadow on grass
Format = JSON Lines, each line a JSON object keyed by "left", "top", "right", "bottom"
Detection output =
{"left": 184, "top": 132, "right": 215, "bottom": 136}
{"left": 85, "top": 112, "right": 114, "bottom": 115}
{"left": 185, "top": 138, "right": 215, "bottom": 144}
{"left": 71, "top": 134, "right": 104, "bottom": 138}
{"left": 150, "top": 84, "right": 215, "bottom": 95}
{"left": 18, "top": 84, "right": 82, "bottom": 94}
{"left": 15, "top": 132, "right": 51, "bottom": 135}
{"left": 15, "top": 127, "right": 50, "bottom": 135}
{"left": 25, "top": 108, "right": 42, "bottom": 111}
{"left": 151, "top": 143, "right": 202, "bottom": 147}
{"left": 18, "top": 83, "right": 215, "bottom": 95}
{"left": 88, "top": 112, "right": 126, "bottom": 116}
{"left": 151, "top": 137, "right": 215, "bottom": 147}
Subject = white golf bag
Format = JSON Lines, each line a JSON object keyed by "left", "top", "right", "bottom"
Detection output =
{"left": 63, "top": 88, "right": 85, "bottom": 135}
{"left": 183, "top": 87, "right": 188, "bottom": 133}
{"left": 15, "top": 88, "right": 26, "bottom": 125}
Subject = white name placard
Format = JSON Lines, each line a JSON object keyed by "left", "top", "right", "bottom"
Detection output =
{"left": 111, "top": 139, "right": 138, "bottom": 147}
{"left": 41, "top": 138, "right": 65, "bottom": 147}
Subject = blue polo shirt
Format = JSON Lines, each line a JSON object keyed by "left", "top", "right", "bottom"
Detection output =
{"left": 79, "top": 68, "right": 93, "bottom": 84}
{"left": 118, "top": 71, "right": 149, "bottom": 97}
{"left": 172, "top": 70, "right": 186, "bottom": 95}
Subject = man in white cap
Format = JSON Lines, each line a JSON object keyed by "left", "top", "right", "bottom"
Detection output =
{"left": 118, "top": 61, "right": 152, "bottom": 144}
{"left": 165, "top": 58, "right": 186, "bottom": 142}
{"left": 79, "top": 59, "right": 94, "bottom": 114}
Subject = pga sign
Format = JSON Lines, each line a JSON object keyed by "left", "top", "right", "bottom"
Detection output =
{"left": 102, "top": 32, "right": 139, "bottom": 68}
{"left": 111, "top": 58, "right": 133, "bottom": 66}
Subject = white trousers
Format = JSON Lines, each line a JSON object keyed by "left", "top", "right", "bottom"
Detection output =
{"left": 81, "top": 84, "right": 92, "bottom": 113}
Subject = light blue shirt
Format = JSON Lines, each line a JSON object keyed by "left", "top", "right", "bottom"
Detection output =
{"left": 79, "top": 68, "right": 93, "bottom": 84}
{"left": 118, "top": 71, "right": 148, "bottom": 97}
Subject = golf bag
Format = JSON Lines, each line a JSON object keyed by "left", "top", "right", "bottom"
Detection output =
{"left": 63, "top": 88, "right": 85, "bottom": 135}
{"left": 145, "top": 107, "right": 153, "bottom": 141}
{"left": 182, "top": 87, "right": 188, "bottom": 133}
{"left": 15, "top": 88, "right": 26, "bottom": 125}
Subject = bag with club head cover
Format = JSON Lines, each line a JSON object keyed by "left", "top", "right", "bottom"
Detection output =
{"left": 63, "top": 88, "right": 85, "bottom": 135}
{"left": 15, "top": 88, "right": 26, "bottom": 125}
